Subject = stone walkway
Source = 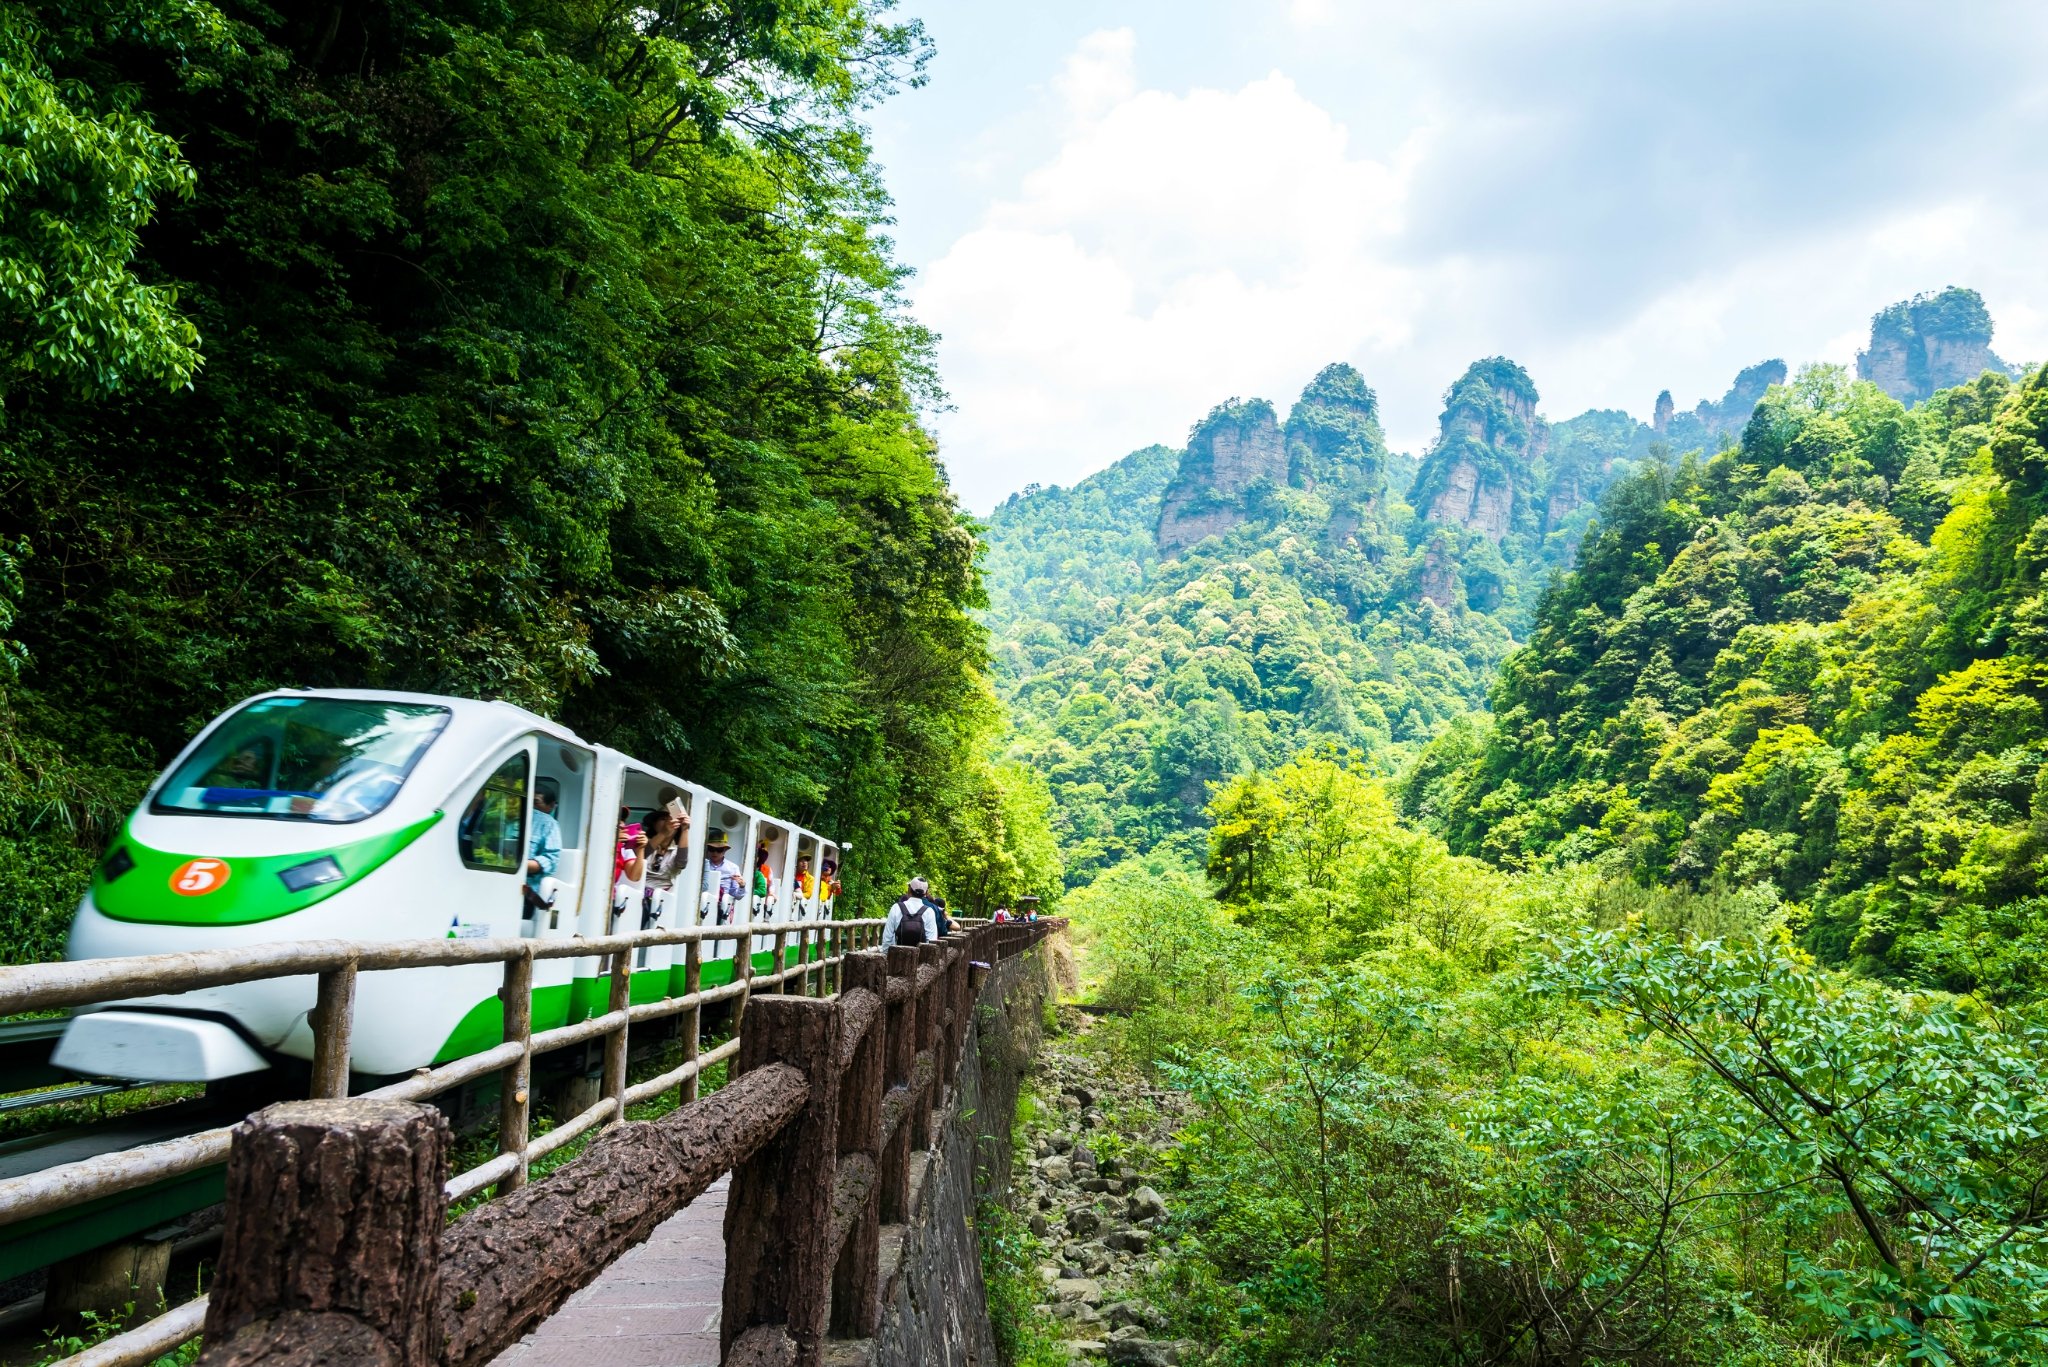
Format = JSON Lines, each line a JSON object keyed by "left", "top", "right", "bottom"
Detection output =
{"left": 491, "top": 1177, "right": 728, "bottom": 1367}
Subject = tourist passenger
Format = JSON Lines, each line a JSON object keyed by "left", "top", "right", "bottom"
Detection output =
{"left": 992, "top": 906, "right": 1011, "bottom": 923}
{"left": 525, "top": 779, "right": 562, "bottom": 900}
{"left": 820, "top": 858, "right": 841, "bottom": 904}
{"left": 612, "top": 807, "right": 648, "bottom": 928}
{"left": 641, "top": 808, "right": 685, "bottom": 927}
{"left": 752, "top": 844, "right": 775, "bottom": 901}
{"left": 701, "top": 829, "right": 744, "bottom": 924}
{"left": 883, "top": 877, "right": 936, "bottom": 948}
{"left": 796, "top": 854, "right": 815, "bottom": 901}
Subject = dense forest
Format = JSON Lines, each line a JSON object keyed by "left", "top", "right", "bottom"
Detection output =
{"left": 982, "top": 293, "right": 2048, "bottom": 1365}
{"left": 0, "top": 0, "right": 1061, "bottom": 961}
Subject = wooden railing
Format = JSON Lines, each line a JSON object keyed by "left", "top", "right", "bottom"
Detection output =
{"left": 185, "top": 919, "right": 1060, "bottom": 1367}
{"left": 0, "top": 913, "right": 900, "bottom": 1367}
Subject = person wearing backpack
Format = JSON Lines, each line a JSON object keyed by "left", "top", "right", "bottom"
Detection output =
{"left": 884, "top": 877, "right": 936, "bottom": 948}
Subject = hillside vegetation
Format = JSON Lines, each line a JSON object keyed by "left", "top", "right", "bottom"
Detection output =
{"left": 985, "top": 358, "right": 1668, "bottom": 883}
{"left": 987, "top": 297, "right": 2048, "bottom": 1365}
{"left": 1417, "top": 364, "right": 2048, "bottom": 999}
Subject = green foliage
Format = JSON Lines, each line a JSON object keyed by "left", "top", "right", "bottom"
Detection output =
{"left": 1064, "top": 854, "right": 1248, "bottom": 1063}
{"left": 0, "top": 0, "right": 221, "bottom": 396}
{"left": 984, "top": 368, "right": 1529, "bottom": 886}
{"left": 978, "top": 1198, "right": 1070, "bottom": 1367}
{"left": 0, "top": 0, "right": 1046, "bottom": 932}
{"left": 1425, "top": 362, "right": 2048, "bottom": 997}
{"left": 1549, "top": 930, "right": 2048, "bottom": 1364}
{"left": 933, "top": 757, "right": 1063, "bottom": 914}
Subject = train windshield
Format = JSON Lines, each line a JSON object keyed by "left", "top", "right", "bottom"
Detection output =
{"left": 154, "top": 698, "right": 451, "bottom": 824}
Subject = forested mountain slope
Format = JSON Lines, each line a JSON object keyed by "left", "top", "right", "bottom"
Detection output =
{"left": 983, "top": 360, "right": 1728, "bottom": 882}
{"left": 1413, "top": 362, "right": 2048, "bottom": 997}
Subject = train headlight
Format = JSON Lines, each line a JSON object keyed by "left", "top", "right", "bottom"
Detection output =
{"left": 277, "top": 856, "right": 345, "bottom": 893}
{"left": 100, "top": 846, "right": 136, "bottom": 883}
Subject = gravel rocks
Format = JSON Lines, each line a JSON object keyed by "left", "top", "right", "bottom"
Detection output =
{"left": 1012, "top": 1015, "right": 1197, "bottom": 1364}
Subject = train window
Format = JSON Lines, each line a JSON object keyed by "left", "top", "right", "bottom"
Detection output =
{"left": 154, "top": 698, "right": 451, "bottom": 824}
{"left": 458, "top": 753, "right": 529, "bottom": 874}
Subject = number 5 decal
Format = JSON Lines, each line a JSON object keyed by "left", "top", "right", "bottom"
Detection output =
{"left": 170, "top": 859, "right": 232, "bottom": 896}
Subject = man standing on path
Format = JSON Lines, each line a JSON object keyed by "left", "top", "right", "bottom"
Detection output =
{"left": 883, "top": 876, "right": 936, "bottom": 948}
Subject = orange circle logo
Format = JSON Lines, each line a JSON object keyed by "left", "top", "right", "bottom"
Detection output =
{"left": 170, "top": 859, "right": 232, "bottom": 896}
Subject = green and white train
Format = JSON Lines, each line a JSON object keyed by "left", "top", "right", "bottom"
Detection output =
{"left": 54, "top": 690, "right": 840, "bottom": 1082}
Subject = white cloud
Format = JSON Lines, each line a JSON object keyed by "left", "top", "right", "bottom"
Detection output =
{"left": 919, "top": 46, "right": 1422, "bottom": 506}
{"left": 1049, "top": 27, "right": 1136, "bottom": 126}
{"left": 908, "top": 14, "right": 2048, "bottom": 511}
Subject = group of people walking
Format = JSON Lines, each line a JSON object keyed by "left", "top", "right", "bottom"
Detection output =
{"left": 879, "top": 877, "right": 1038, "bottom": 946}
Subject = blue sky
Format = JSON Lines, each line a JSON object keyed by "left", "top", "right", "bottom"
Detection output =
{"left": 867, "top": 1, "right": 2048, "bottom": 511}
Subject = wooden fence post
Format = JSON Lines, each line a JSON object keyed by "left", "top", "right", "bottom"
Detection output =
{"left": 679, "top": 938, "right": 703, "bottom": 1107}
{"left": 601, "top": 948, "right": 630, "bottom": 1124}
{"left": 199, "top": 1100, "right": 447, "bottom": 1367}
{"left": 722, "top": 995, "right": 842, "bottom": 1367}
{"left": 946, "top": 934, "right": 970, "bottom": 1106}
{"left": 910, "top": 943, "right": 945, "bottom": 1152}
{"left": 880, "top": 947, "right": 918, "bottom": 1223}
{"left": 832, "top": 953, "right": 887, "bottom": 1338}
{"left": 308, "top": 958, "right": 356, "bottom": 1099}
{"left": 498, "top": 949, "right": 534, "bottom": 1193}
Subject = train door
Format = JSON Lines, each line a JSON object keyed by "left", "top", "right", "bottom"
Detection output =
{"left": 618, "top": 767, "right": 689, "bottom": 992}
{"left": 818, "top": 839, "right": 841, "bottom": 917}
{"left": 793, "top": 833, "right": 818, "bottom": 922}
{"left": 698, "top": 796, "right": 754, "bottom": 980}
{"left": 566, "top": 749, "right": 628, "bottom": 1022}
{"left": 529, "top": 736, "right": 594, "bottom": 1031}
{"left": 451, "top": 736, "right": 538, "bottom": 940}
{"left": 750, "top": 818, "right": 791, "bottom": 962}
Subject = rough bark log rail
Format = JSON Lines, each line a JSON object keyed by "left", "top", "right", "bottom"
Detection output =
{"left": 33, "top": 917, "right": 1061, "bottom": 1367}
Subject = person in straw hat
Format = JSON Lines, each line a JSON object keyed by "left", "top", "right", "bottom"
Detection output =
{"left": 701, "top": 827, "right": 744, "bottom": 924}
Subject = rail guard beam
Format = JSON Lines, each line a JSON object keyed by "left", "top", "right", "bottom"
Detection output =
{"left": 17, "top": 916, "right": 1061, "bottom": 1367}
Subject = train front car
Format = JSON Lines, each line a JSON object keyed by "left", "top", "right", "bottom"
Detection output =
{"left": 54, "top": 691, "right": 587, "bottom": 1083}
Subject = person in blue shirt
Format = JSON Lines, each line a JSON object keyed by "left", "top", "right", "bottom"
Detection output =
{"left": 525, "top": 778, "right": 562, "bottom": 898}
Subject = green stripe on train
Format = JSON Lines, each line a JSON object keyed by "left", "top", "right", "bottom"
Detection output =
{"left": 431, "top": 945, "right": 809, "bottom": 1063}
{"left": 93, "top": 812, "right": 443, "bottom": 925}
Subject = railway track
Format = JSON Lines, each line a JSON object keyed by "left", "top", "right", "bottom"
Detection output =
{"left": 0, "top": 1006, "right": 717, "bottom": 1296}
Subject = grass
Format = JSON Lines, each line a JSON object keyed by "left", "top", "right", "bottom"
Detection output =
{"left": 978, "top": 1198, "right": 1074, "bottom": 1367}
{"left": 0, "top": 1083, "right": 205, "bottom": 1143}
{"left": 446, "top": 1029, "right": 734, "bottom": 1220}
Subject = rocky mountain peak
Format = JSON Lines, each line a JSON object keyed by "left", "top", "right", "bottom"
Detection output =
{"left": 1656, "top": 359, "right": 1786, "bottom": 451}
{"left": 1156, "top": 398, "right": 1286, "bottom": 555}
{"left": 1284, "top": 363, "right": 1386, "bottom": 497}
{"left": 1857, "top": 287, "right": 2012, "bottom": 405}
{"left": 1410, "top": 357, "right": 1546, "bottom": 541}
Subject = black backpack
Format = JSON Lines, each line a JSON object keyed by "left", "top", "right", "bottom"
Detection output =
{"left": 893, "top": 897, "right": 929, "bottom": 947}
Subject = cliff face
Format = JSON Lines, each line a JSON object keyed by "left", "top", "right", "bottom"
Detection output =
{"left": 1857, "top": 287, "right": 2011, "bottom": 405}
{"left": 1156, "top": 367, "right": 1390, "bottom": 558}
{"left": 1410, "top": 358, "right": 1546, "bottom": 542}
{"left": 1156, "top": 400, "right": 1286, "bottom": 554}
{"left": 1544, "top": 408, "right": 1649, "bottom": 533}
{"left": 1657, "top": 360, "right": 1786, "bottom": 452}
{"left": 1285, "top": 363, "right": 1386, "bottom": 498}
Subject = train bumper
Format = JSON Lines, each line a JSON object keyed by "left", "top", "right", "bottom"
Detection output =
{"left": 53, "top": 1010, "right": 268, "bottom": 1082}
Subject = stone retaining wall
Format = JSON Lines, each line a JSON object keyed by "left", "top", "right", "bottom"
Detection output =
{"left": 829, "top": 933, "right": 1057, "bottom": 1367}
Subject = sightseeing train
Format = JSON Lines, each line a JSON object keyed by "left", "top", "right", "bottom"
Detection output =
{"left": 53, "top": 690, "right": 841, "bottom": 1083}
